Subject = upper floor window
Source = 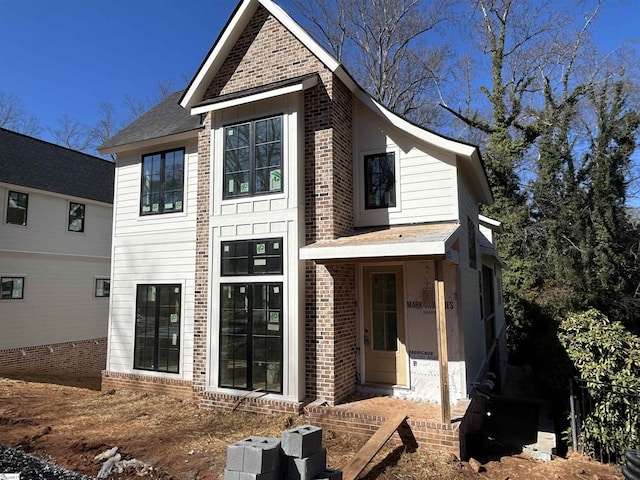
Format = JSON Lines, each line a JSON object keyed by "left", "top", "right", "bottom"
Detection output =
{"left": 1, "top": 276, "right": 24, "bottom": 299}
{"left": 141, "top": 148, "right": 184, "bottom": 215}
{"left": 224, "top": 116, "right": 282, "bottom": 199}
{"left": 68, "top": 202, "right": 85, "bottom": 232}
{"left": 365, "top": 152, "right": 396, "bottom": 209}
{"left": 6, "top": 191, "right": 28, "bottom": 225}
{"left": 221, "top": 238, "right": 283, "bottom": 276}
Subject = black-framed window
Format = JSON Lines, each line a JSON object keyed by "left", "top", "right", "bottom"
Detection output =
{"left": 223, "top": 116, "right": 282, "bottom": 198}
{"left": 68, "top": 202, "right": 85, "bottom": 232}
{"left": 95, "top": 278, "right": 110, "bottom": 297}
{"left": 6, "top": 191, "right": 28, "bottom": 225}
{"left": 140, "top": 148, "right": 184, "bottom": 215}
{"left": 468, "top": 216, "right": 477, "bottom": 270}
{"left": 221, "top": 238, "right": 283, "bottom": 276}
{"left": 1, "top": 276, "right": 24, "bottom": 299}
{"left": 365, "top": 152, "right": 396, "bottom": 209}
{"left": 134, "top": 284, "right": 181, "bottom": 373}
{"left": 219, "top": 283, "right": 283, "bottom": 393}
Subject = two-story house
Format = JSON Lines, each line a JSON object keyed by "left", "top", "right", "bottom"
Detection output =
{"left": 0, "top": 128, "right": 114, "bottom": 376}
{"left": 99, "top": 0, "right": 506, "bottom": 445}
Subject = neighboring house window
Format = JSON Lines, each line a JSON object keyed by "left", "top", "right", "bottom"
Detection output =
{"left": 482, "top": 265, "right": 496, "bottom": 352}
{"left": 221, "top": 238, "right": 283, "bottom": 276}
{"left": 134, "top": 284, "right": 181, "bottom": 373}
{"left": 223, "top": 116, "right": 282, "bottom": 198}
{"left": 140, "top": 148, "right": 184, "bottom": 215}
{"left": 219, "top": 283, "right": 283, "bottom": 393}
{"left": 468, "top": 216, "right": 477, "bottom": 270}
{"left": 95, "top": 278, "right": 110, "bottom": 297}
{"left": 68, "top": 202, "right": 85, "bottom": 232}
{"left": 1, "top": 276, "right": 24, "bottom": 299}
{"left": 6, "top": 191, "right": 28, "bottom": 226}
{"left": 364, "top": 152, "right": 396, "bottom": 209}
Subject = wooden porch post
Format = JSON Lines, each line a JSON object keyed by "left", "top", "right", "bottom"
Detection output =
{"left": 435, "top": 260, "right": 451, "bottom": 423}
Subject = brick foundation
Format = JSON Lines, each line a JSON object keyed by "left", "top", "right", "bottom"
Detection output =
{"left": 0, "top": 338, "right": 106, "bottom": 377}
{"left": 101, "top": 371, "right": 195, "bottom": 400}
{"left": 199, "top": 391, "right": 304, "bottom": 415}
{"left": 304, "top": 402, "right": 462, "bottom": 455}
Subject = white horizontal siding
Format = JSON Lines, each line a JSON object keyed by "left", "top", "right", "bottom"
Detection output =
{"left": 0, "top": 186, "right": 112, "bottom": 258}
{"left": 0, "top": 252, "right": 110, "bottom": 349}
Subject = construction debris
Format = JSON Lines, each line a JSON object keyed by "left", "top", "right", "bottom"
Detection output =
{"left": 93, "top": 446, "right": 153, "bottom": 478}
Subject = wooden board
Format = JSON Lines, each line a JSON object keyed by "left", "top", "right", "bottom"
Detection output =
{"left": 342, "top": 412, "right": 408, "bottom": 480}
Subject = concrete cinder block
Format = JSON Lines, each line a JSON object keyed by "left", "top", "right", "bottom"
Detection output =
{"left": 312, "top": 470, "right": 342, "bottom": 480}
{"left": 282, "top": 425, "right": 322, "bottom": 458}
{"left": 287, "top": 447, "right": 327, "bottom": 480}
{"left": 242, "top": 436, "right": 282, "bottom": 474}
{"left": 224, "top": 468, "right": 240, "bottom": 480}
{"left": 238, "top": 471, "right": 278, "bottom": 480}
{"left": 227, "top": 440, "right": 247, "bottom": 472}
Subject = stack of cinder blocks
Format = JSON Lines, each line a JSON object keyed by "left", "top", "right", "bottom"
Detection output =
{"left": 224, "top": 425, "right": 342, "bottom": 480}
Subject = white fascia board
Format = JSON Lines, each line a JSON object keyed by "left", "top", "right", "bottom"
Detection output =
{"left": 181, "top": 0, "right": 255, "bottom": 109}
{"left": 479, "top": 214, "right": 503, "bottom": 232}
{"left": 98, "top": 130, "right": 199, "bottom": 156}
{"left": 191, "top": 76, "right": 318, "bottom": 115}
{"left": 299, "top": 240, "right": 448, "bottom": 261}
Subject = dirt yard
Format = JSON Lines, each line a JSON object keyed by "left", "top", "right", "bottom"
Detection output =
{"left": 0, "top": 376, "right": 623, "bottom": 479}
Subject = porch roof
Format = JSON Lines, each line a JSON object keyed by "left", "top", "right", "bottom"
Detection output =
{"left": 299, "top": 222, "right": 460, "bottom": 261}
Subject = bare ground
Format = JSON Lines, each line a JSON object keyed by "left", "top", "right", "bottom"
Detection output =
{"left": 0, "top": 376, "right": 623, "bottom": 480}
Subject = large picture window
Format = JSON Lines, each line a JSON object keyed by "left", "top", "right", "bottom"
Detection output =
{"left": 1, "top": 276, "right": 24, "bottom": 299}
{"left": 221, "top": 238, "right": 283, "bottom": 276}
{"left": 223, "top": 116, "right": 282, "bottom": 198}
{"left": 219, "top": 283, "right": 283, "bottom": 393}
{"left": 365, "top": 152, "right": 396, "bottom": 209}
{"left": 140, "top": 148, "right": 184, "bottom": 215}
{"left": 6, "top": 191, "right": 28, "bottom": 226}
{"left": 134, "top": 284, "right": 181, "bottom": 373}
{"left": 68, "top": 202, "right": 85, "bottom": 232}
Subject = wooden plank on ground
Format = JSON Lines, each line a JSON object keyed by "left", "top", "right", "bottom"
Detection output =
{"left": 342, "top": 412, "right": 408, "bottom": 480}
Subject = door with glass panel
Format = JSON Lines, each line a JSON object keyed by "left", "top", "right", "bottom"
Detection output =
{"left": 363, "top": 266, "right": 407, "bottom": 385}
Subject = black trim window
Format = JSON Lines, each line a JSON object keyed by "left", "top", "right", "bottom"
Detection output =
{"left": 68, "top": 202, "right": 85, "bottom": 232}
{"left": 134, "top": 284, "right": 181, "bottom": 373}
{"left": 1, "top": 276, "right": 24, "bottom": 299}
{"left": 95, "top": 278, "right": 110, "bottom": 297}
{"left": 224, "top": 116, "right": 282, "bottom": 198}
{"left": 6, "top": 191, "right": 28, "bottom": 225}
{"left": 220, "top": 283, "right": 283, "bottom": 393}
{"left": 468, "top": 216, "right": 477, "bottom": 270}
{"left": 141, "top": 148, "right": 184, "bottom": 215}
{"left": 365, "top": 152, "right": 396, "bottom": 209}
{"left": 221, "top": 238, "right": 283, "bottom": 276}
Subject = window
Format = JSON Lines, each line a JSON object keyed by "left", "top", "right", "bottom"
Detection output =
{"left": 140, "top": 148, "right": 184, "bottom": 215}
{"left": 221, "top": 238, "right": 283, "bottom": 276}
{"left": 468, "top": 216, "right": 477, "bottom": 270}
{"left": 68, "top": 202, "right": 85, "bottom": 232}
{"left": 365, "top": 152, "right": 396, "bottom": 209}
{"left": 134, "top": 284, "right": 181, "bottom": 373}
{"left": 482, "top": 266, "right": 496, "bottom": 352}
{"left": 95, "top": 278, "right": 110, "bottom": 297}
{"left": 6, "top": 191, "right": 28, "bottom": 225}
{"left": 1, "top": 277, "right": 24, "bottom": 299}
{"left": 219, "top": 283, "right": 283, "bottom": 393}
{"left": 224, "top": 116, "right": 282, "bottom": 198}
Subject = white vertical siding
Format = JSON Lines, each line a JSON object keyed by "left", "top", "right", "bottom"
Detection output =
{"left": 107, "top": 138, "right": 198, "bottom": 381}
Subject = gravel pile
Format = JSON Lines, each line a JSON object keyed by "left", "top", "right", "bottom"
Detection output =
{"left": 0, "top": 446, "right": 94, "bottom": 480}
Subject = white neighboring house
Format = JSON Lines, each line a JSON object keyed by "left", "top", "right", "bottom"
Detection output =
{"left": 0, "top": 127, "right": 114, "bottom": 376}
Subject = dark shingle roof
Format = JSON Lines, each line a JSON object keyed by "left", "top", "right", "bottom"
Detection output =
{"left": 99, "top": 90, "right": 202, "bottom": 151}
{"left": 0, "top": 128, "right": 115, "bottom": 204}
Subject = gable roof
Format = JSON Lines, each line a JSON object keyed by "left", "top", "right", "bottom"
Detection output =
{"left": 98, "top": 90, "right": 203, "bottom": 154}
{"left": 180, "top": 0, "right": 493, "bottom": 204}
{"left": 0, "top": 128, "right": 114, "bottom": 204}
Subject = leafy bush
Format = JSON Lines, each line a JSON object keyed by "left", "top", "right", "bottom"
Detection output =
{"left": 558, "top": 308, "right": 640, "bottom": 458}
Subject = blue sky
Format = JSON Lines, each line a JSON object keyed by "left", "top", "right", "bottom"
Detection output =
{"left": 1, "top": 0, "right": 638, "bottom": 147}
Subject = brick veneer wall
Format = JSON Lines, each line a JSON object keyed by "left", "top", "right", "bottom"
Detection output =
{"left": 0, "top": 338, "right": 106, "bottom": 376}
{"left": 200, "top": 391, "right": 303, "bottom": 415}
{"left": 101, "top": 371, "right": 194, "bottom": 401}
{"left": 197, "top": 5, "right": 358, "bottom": 407}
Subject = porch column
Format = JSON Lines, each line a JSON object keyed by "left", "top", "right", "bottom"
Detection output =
{"left": 435, "top": 260, "right": 451, "bottom": 423}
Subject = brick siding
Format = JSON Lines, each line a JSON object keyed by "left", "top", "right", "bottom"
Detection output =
{"left": 0, "top": 338, "right": 106, "bottom": 376}
{"left": 101, "top": 371, "right": 194, "bottom": 401}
